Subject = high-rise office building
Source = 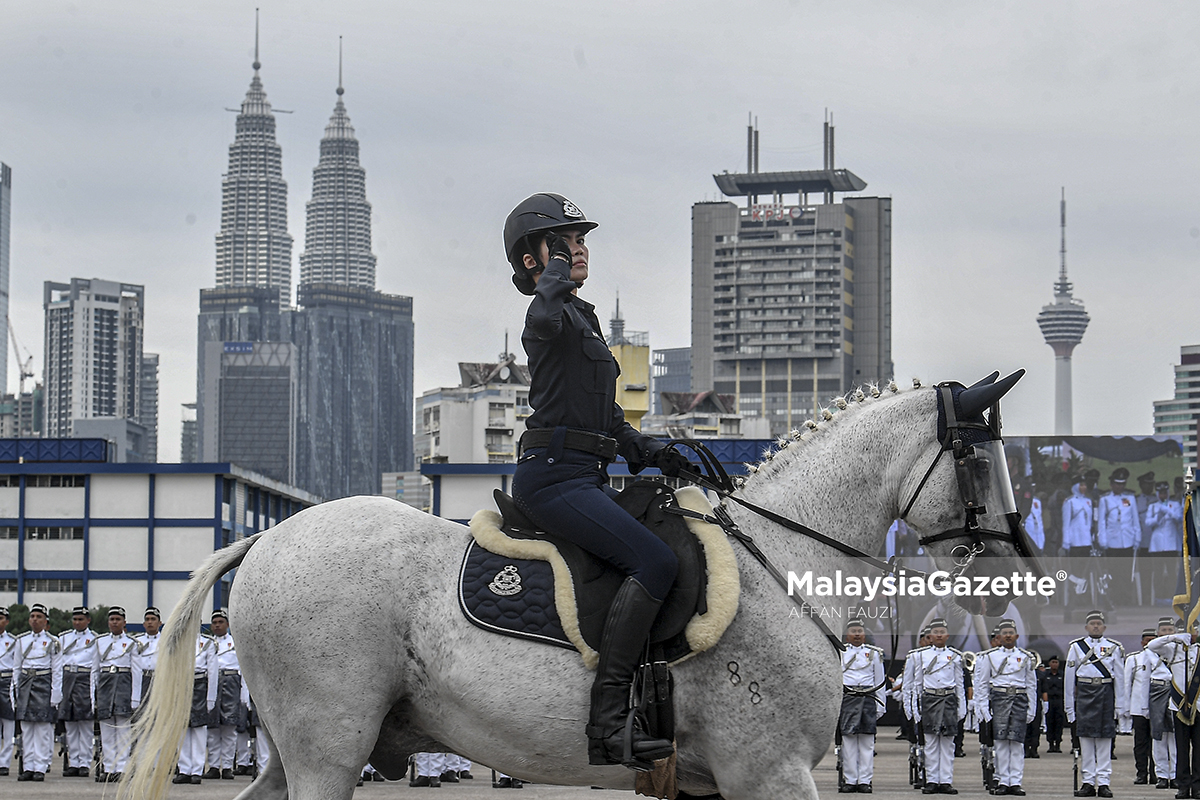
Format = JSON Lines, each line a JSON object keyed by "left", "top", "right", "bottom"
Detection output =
{"left": 140, "top": 353, "right": 159, "bottom": 462}
{"left": 290, "top": 284, "right": 413, "bottom": 498}
{"left": 288, "top": 68, "right": 414, "bottom": 498}
{"left": 43, "top": 278, "right": 144, "bottom": 438}
{"left": 1036, "top": 190, "right": 1089, "bottom": 436}
{"left": 651, "top": 347, "right": 691, "bottom": 415}
{"left": 692, "top": 121, "right": 892, "bottom": 437}
{"left": 180, "top": 402, "right": 198, "bottom": 463}
{"left": 197, "top": 27, "right": 296, "bottom": 480}
{"left": 213, "top": 35, "right": 293, "bottom": 304}
{"left": 1154, "top": 344, "right": 1200, "bottom": 469}
{"left": 0, "top": 163, "right": 11, "bottom": 393}
{"left": 199, "top": 340, "right": 297, "bottom": 483}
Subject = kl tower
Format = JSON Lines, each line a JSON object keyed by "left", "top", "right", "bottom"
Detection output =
{"left": 1037, "top": 189, "right": 1090, "bottom": 435}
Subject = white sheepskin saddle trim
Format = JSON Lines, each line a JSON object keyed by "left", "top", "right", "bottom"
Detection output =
{"left": 466, "top": 485, "right": 740, "bottom": 670}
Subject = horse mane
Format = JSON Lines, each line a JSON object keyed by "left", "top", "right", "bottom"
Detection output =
{"left": 739, "top": 377, "right": 926, "bottom": 488}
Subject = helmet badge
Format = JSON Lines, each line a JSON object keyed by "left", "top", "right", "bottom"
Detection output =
{"left": 561, "top": 200, "right": 584, "bottom": 219}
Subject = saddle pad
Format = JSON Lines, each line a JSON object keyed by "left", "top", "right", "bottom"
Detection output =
{"left": 460, "top": 486, "right": 740, "bottom": 669}
{"left": 458, "top": 543, "right": 575, "bottom": 653}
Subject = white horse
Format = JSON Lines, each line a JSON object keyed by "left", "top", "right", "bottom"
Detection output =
{"left": 122, "top": 374, "right": 1028, "bottom": 800}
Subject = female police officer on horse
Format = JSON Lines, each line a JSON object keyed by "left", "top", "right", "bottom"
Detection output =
{"left": 504, "top": 192, "right": 689, "bottom": 770}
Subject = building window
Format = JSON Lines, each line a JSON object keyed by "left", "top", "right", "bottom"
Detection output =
{"left": 28, "top": 475, "right": 86, "bottom": 488}
{"left": 22, "top": 578, "right": 83, "bottom": 592}
{"left": 26, "top": 526, "right": 84, "bottom": 540}
{"left": 0, "top": 526, "right": 17, "bottom": 539}
{"left": 0, "top": 476, "right": 16, "bottom": 487}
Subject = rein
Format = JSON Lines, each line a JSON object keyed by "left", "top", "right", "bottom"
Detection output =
{"left": 661, "top": 439, "right": 910, "bottom": 680}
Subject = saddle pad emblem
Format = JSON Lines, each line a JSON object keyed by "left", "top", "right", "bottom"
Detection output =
{"left": 489, "top": 565, "right": 523, "bottom": 596}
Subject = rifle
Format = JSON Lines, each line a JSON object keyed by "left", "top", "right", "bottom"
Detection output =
{"left": 14, "top": 720, "right": 23, "bottom": 776}
{"left": 909, "top": 742, "right": 919, "bottom": 787}
{"left": 981, "top": 742, "right": 995, "bottom": 792}
{"left": 836, "top": 743, "right": 844, "bottom": 790}
{"left": 1073, "top": 745, "right": 1081, "bottom": 792}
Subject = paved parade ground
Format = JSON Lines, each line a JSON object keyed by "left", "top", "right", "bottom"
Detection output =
{"left": 0, "top": 733, "right": 1187, "bottom": 799}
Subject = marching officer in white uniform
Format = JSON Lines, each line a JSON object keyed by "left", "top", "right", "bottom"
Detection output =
{"left": 838, "top": 618, "right": 886, "bottom": 793}
{"left": 902, "top": 626, "right": 932, "bottom": 789}
{"left": 1140, "top": 618, "right": 1179, "bottom": 790}
{"left": 13, "top": 603, "right": 62, "bottom": 781}
{"left": 911, "top": 618, "right": 966, "bottom": 794}
{"left": 206, "top": 608, "right": 249, "bottom": 780}
{"left": 975, "top": 619, "right": 1037, "bottom": 796}
{"left": 58, "top": 606, "right": 97, "bottom": 776}
{"left": 92, "top": 606, "right": 136, "bottom": 781}
{"left": 1147, "top": 619, "right": 1198, "bottom": 799}
{"left": 1066, "top": 610, "right": 1127, "bottom": 798}
{"left": 1122, "top": 628, "right": 1158, "bottom": 786}
{"left": 0, "top": 607, "right": 16, "bottom": 777}
{"left": 131, "top": 606, "right": 162, "bottom": 711}
{"left": 173, "top": 628, "right": 218, "bottom": 785}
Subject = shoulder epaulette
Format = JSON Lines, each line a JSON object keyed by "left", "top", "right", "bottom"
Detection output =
{"left": 96, "top": 632, "right": 111, "bottom": 640}
{"left": 129, "top": 632, "right": 144, "bottom": 639}
{"left": 866, "top": 644, "right": 884, "bottom": 653}
{"left": 15, "top": 631, "right": 30, "bottom": 639}
{"left": 948, "top": 647, "right": 964, "bottom": 656}
{"left": 1069, "top": 638, "right": 1088, "bottom": 651}
{"left": 907, "top": 645, "right": 930, "bottom": 655}
{"left": 200, "top": 633, "right": 215, "bottom": 641}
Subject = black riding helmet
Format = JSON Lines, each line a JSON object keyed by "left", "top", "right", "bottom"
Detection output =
{"left": 504, "top": 192, "right": 598, "bottom": 295}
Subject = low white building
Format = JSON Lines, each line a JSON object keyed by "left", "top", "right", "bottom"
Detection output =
{"left": 417, "top": 357, "right": 531, "bottom": 465}
{"left": 0, "top": 453, "right": 320, "bottom": 625}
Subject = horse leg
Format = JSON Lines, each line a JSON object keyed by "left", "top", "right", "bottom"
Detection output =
{"left": 230, "top": 724, "right": 286, "bottom": 800}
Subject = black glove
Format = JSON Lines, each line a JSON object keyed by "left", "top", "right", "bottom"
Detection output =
{"left": 652, "top": 446, "right": 691, "bottom": 478}
{"left": 545, "top": 232, "right": 572, "bottom": 265}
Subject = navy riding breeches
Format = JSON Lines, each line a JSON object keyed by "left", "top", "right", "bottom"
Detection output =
{"left": 513, "top": 445, "right": 678, "bottom": 601}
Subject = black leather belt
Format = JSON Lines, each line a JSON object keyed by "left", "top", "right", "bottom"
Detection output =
{"left": 521, "top": 428, "right": 618, "bottom": 460}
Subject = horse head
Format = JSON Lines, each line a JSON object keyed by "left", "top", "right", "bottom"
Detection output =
{"left": 902, "top": 369, "right": 1041, "bottom": 617}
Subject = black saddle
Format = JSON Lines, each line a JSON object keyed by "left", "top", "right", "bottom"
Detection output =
{"left": 463, "top": 481, "right": 709, "bottom": 659}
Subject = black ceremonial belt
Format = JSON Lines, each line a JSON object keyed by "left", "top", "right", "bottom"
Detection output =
{"left": 520, "top": 428, "right": 618, "bottom": 460}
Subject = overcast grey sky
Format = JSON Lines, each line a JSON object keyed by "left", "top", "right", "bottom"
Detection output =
{"left": 3, "top": 1, "right": 1198, "bottom": 462}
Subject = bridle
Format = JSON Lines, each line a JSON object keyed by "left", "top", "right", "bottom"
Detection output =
{"left": 897, "top": 383, "right": 1043, "bottom": 579}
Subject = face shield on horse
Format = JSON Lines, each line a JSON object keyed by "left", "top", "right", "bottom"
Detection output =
{"left": 120, "top": 371, "right": 1034, "bottom": 800}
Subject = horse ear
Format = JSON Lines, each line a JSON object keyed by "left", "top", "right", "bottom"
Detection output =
{"left": 957, "top": 369, "right": 1025, "bottom": 419}
{"left": 967, "top": 371, "right": 1000, "bottom": 389}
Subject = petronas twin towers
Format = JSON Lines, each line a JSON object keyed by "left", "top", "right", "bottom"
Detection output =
{"left": 197, "top": 33, "right": 414, "bottom": 501}
{"left": 214, "top": 45, "right": 375, "bottom": 301}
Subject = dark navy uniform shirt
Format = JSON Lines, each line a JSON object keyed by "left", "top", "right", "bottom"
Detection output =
{"left": 523, "top": 255, "right": 657, "bottom": 468}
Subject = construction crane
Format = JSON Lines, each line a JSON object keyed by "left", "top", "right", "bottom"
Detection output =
{"left": 7, "top": 317, "right": 34, "bottom": 396}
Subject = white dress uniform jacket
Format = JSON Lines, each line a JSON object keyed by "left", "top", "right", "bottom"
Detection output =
{"left": 1145, "top": 499, "right": 1183, "bottom": 554}
{"left": 1098, "top": 491, "right": 1142, "bottom": 549}
{"left": 1146, "top": 634, "right": 1197, "bottom": 712}
{"left": 1062, "top": 489, "right": 1095, "bottom": 548}
{"left": 131, "top": 631, "right": 160, "bottom": 708}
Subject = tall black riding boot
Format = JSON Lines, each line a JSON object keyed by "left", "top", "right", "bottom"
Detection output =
{"left": 586, "top": 577, "right": 675, "bottom": 770}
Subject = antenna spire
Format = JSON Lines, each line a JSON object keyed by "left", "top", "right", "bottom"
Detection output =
{"left": 337, "top": 36, "right": 344, "bottom": 96}
{"left": 253, "top": 8, "right": 261, "bottom": 72}
{"left": 1059, "top": 186, "right": 1067, "bottom": 284}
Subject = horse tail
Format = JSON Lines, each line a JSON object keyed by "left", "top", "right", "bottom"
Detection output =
{"left": 119, "top": 532, "right": 263, "bottom": 800}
